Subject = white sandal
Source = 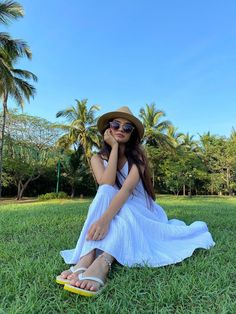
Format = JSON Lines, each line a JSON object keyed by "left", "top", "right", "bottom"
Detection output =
{"left": 64, "top": 273, "right": 105, "bottom": 296}
{"left": 63, "top": 254, "right": 112, "bottom": 296}
{"left": 56, "top": 266, "right": 87, "bottom": 285}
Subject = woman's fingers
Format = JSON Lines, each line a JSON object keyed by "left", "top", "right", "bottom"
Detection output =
{"left": 87, "top": 220, "right": 108, "bottom": 241}
{"left": 92, "top": 229, "right": 101, "bottom": 241}
{"left": 104, "top": 128, "right": 117, "bottom": 147}
{"left": 87, "top": 224, "right": 101, "bottom": 241}
{"left": 87, "top": 225, "right": 96, "bottom": 240}
{"left": 99, "top": 233, "right": 105, "bottom": 240}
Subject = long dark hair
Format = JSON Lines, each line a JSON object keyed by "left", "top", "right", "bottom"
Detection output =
{"left": 98, "top": 121, "right": 155, "bottom": 200}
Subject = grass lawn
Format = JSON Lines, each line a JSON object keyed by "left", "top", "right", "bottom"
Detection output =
{"left": 0, "top": 195, "right": 235, "bottom": 314}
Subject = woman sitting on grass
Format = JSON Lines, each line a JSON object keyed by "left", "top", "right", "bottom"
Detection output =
{"left": 56, "top": 106, "right": 215, "bottom": 297}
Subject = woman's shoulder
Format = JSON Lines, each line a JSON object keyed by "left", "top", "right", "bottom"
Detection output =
{"left": 90, "top": 154, "right": 105, "bottom": 173}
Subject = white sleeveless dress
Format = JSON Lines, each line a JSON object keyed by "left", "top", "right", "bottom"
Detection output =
{"left": 60, "top": 160, "right": 215, "bottom": 267}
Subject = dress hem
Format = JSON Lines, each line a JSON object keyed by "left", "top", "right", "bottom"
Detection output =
{"left": 60, "top": 240, "right": 215, "bottom": 268}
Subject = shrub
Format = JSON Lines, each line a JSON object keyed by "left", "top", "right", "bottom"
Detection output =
{"left": 38, "top": 191, "right": 69, "bottom": 201}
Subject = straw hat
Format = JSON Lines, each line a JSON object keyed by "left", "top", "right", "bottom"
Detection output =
{"left": 97, "top": 106, "right": 144, "bottom": 139}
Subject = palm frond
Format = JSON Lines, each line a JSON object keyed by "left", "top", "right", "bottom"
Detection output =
{"left": 155, "top": 120, "right": 172, "bottom": 131}
{"left": 10, "top": 86, "right": 24, "bottom": 108}
{"left": 0, "top": 32, "right": 32, "bottom": 59}
{"left": 11, "top": 68, "right": 38, "bottom": 81}
{"left": 0, "top": 55, "right": 13, "bottom": 88}
{"left": 56, "top": 108, "right": 76, "bottom": 121}
{"left": 0, "top": 1, "right": 24, "bottom": 24}
{"left": 12, "top": 77, "right": 36, "bottom": 105}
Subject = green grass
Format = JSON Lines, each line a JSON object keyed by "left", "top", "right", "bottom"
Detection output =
{"left": 0, "top": 196, "right": 235, "bottom": 314}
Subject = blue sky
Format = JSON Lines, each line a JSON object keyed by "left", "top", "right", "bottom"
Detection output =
{"left": 5, "top": 0, "right": 236, "bottom": 138}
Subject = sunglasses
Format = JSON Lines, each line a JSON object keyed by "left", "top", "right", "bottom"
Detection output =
{"left": 109, "top": 120, "right": 135, "bottom": 134}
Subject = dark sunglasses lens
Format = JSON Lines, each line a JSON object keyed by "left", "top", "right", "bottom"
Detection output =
{"left": 123, "top": 125, "right": 134, "bottom": 133}
{"left": 109, "top": 121, "right": 120, "bottom": 129}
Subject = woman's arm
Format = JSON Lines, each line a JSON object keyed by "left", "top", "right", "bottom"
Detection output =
{"left": 87, "top": 163, "right": 144, "bottom": 241}
{"left": 91, "top": 129, "right": 119, "bottom": 186}
{"left": 102, "top": 164, "right": 143, "bottom": 222}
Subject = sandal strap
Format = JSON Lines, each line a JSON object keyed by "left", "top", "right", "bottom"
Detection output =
{"left": 70, "top": 266, "right": 87, "bottom": 273}
{"left": 78, "top": 273, "right": 104, "bottom": 286}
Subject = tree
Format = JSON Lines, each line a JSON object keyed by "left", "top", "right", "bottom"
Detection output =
{"left": 56, "top": 99, "right": 100, "bottom": 183}
{"left": 60, "top": 146, "right": 90, "bottom": 198}
{"left": 3, "top": 113, "right": 60, "bottom": 199}
{"left": 139, "top": 103, "right": 174, "bottom": 192}
{"left": 0, "top": 0, "right": 36, "bottom": 197}
{"left": 166, "top": 125, "right": 185, "bottom": 148}
{"left": 0, "top": 1, "right": 31, "bottom": 83}
{"left": 163, "top": 158, "right": 186, "bottom": 196}
{"left": 0, "top": 50, "right": 37, "bottom": 196}
{"left": 139, "top": 103, "right": 173, "bottom": 148}
{"left": 198, "top": 132, "right": 236, "bottom": 195}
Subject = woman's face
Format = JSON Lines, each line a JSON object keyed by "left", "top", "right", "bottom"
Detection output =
{"left": 109, "top": 117, "right": 135, "bottom": 143}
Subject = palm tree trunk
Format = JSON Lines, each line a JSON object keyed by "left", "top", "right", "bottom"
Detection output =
{"left": 0, "top": 93, "right": 8, "bottom": 198}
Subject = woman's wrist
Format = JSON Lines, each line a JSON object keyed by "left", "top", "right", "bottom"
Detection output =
{"left": 101, "top": 213, "right": 112, "bottom": 224}
{"left": 111, "top": 142, "right": 119, "bottom": 149}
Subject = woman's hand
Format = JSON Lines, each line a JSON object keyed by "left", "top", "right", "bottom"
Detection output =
{"left": 104, "top": 128, "right": 118, "bottom": 148}
{"left": 86, "top": 217, "right": 110, "bottom": 241}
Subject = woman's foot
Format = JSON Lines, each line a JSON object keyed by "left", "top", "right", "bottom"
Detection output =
{"left": 60, "top": 249, "right": 96, "bottom": 280}
{"left": 69, "top": 253, "right": 114, "bottom": 292}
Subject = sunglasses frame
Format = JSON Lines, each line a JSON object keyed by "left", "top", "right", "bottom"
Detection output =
{"left": 109, "top": 120, "right": 135, "bottom": 134}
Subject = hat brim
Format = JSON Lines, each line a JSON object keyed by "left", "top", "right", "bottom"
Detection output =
{"left": 97, "top": 111, "right": 144, "bottom": 139}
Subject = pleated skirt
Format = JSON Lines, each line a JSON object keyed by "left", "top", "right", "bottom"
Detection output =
{"left": 60, "top": 184, "right": 215, "bottom": 267}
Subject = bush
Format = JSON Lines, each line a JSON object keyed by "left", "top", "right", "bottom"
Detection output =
{"left": 38, "top": 191, "right": 69, "bottom": 201}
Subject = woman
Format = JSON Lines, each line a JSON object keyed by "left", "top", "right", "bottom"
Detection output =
{"left": 56, "top": 106, "right": 215, "bottom": 297}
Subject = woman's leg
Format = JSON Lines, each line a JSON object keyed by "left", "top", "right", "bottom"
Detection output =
{"left": 60, "top": 249, "right": 96, "bottom": 279}
{"left": 70, "top": 252, "right": 115, "bottom": 291}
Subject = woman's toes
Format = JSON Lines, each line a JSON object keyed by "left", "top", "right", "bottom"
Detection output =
{"left": 61, "top": 271, "right": 70, "bottom": 278}
{"left": 69, "top": 278, "right": 76, "bottom": 285}
{"left": 81, "top": 280, "right": 88, "bottom": 289}
{"left": 86, "top": 282, "right": 93, "bottom": 291}
{"left": 90, "top": 283, "right": 98, "bottom": 291}
{"left": 68, "top": 273, "right": 77, "bottom": 280}
{"left": 76, "top": 280, "right": 83, "bottom": 288}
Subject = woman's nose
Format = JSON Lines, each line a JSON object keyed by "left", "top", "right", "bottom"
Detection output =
{"left": 118, "top": 125, "right": 125, "bottom": 132}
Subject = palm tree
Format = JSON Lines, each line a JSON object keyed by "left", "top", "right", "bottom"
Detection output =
{"left": 0, "top": 49, "right": 37, "bottom": 197}
{"left": 167, "top": 125, "right": 185, "bottom": 148}
{"left": 56, "top": 99, "right": 100, "bottom": 184}
{"left": 0, "top": 1, "right": 31, "bottom": 79}
{"left": 179, "top": 132, "right": 198, "bottom": 152}
{"left": 139, "top": 103, "right": 173, "bottom": 189}
{"left": 139, "top": 103, "right": 173, "bottom": 148}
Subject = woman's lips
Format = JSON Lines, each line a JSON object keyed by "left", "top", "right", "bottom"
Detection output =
{"left": 115, "top": 133, "right": 125, "bottom": 138}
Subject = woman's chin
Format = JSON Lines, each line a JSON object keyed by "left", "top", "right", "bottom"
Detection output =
{"left": 115, "top": 136, "right": 127, "bottom": 143}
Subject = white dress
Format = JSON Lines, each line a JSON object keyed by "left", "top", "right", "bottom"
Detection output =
{"left": 60, "top": 160, "right": 215, "bottom": 267}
